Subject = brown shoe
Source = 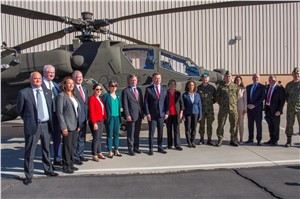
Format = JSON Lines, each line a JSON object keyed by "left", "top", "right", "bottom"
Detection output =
{"left": 92, "top": 155, "right": 99, "bottom": 162}
{"left": 98, "top": 153, "right": 106, "bottom": 159}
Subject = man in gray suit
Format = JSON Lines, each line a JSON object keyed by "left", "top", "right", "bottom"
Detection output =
{"left": 72, "top": 70, "right": 89, "bottom": 164}
{"left": 122, "top": 74, "right": 144, "bottom": 156}
{"left": 144, "top": 73, "right": 169, "bottom": 155}
{"left": 16, "top": 72, "right": 58, "bottom": 185}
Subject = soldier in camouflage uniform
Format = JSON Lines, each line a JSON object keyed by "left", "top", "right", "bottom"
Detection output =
{"left": 215, "top": 71, "right": 239, "bottom": 147}
{"left": 197, "top": 72, "right": 216, "bottom": 146}
{"left": 284, "top": 67, "right": 300, "bottom": 147}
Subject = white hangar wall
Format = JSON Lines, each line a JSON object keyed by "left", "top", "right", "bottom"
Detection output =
{"left": 1, "top": 0, "right": 299, "bottom": 75}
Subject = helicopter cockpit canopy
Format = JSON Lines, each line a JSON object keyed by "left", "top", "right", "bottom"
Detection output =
{"left": 122, "top": 47, "right": 200, "bottom": 77}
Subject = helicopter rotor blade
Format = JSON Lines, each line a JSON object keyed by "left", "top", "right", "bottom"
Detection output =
{"left": 1, "top": 4, "right": 66, "bottom": 22}
{"left": 108, "top": 1, "right": 296, "bottom": 25}
{"left": 1, "top": 26, "right": 77, "bottom": 57}
{"left": 1, "top": 4, "right": 83, "bottom": 25}
{"left": 104, "top": 30, "right": 149, "bottom": 45}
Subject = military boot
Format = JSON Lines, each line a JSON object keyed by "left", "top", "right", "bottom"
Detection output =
{"left": 216, "top": 137, "right": 223, "bottom": 147}
{"left": 197, "top": 136, "right": 205, "bottom": 145}
{"left": 285, "top": 137, "right": 292, "bottom": 147}
{"left": 207, "top": 137, "right": 215, "bottom": 146}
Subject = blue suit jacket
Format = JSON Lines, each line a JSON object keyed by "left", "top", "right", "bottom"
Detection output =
{"left": 144, "top": 84, "right": 169, "bottom": 119}
{"left": 246, "top": 83, "right": 265, "bottom": 111}
{"left": 41, "top": 79, "right": 59, "bottom": 112}
{"left": 182, "top": 92, "right": 202, "bottom": 117}
{"left": 16, "top": 87, "right": 53, "bottom": 135}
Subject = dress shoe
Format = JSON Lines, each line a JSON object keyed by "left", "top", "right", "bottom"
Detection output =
{"left": 175, "top": 146, "right": 183, "bottom": 151}
{"left": 53, "top": 161, "right": 63, "bottom": 166}
{"left": 98, "top": 153, "right": 106, "bottom": 159}
{"left": 257, "top": 141, "right": 262, "bottom": 146}
{"left": 23, "top": 178, "right": 32, "bottom": 185}
{"left": 80, "top": 156, "right": 89, "bottom": 162}
{"left": 264, "top": 140, "right": 272, "bottom": 144}
{"left": 271, "top": 142, "right": 278, "bottom": 146}
{"left": 148, "top": 150, "right": 153, "bottom": 155}
{"left": 71, "top": 166, "right": 79, "bottom": 171}
{"left": 191, "top": 143, "right": 196, "bottom": 148}
{"left": 187, "top": 143, "right": 192, "bottom": 148}
{"left": 216, "top": 138, "right": 223, "bottom": 147}
{"left": 74, "top": 160, "right": 83, "bottom": 165}
{"left": 158, "top": 148, "right": 167, "bottom": 154}
{"left": 44, "top": 171, "right": 59, "bottom": 177}
{"left": 63, "top": 169, "right": 74, "bottom": 174}
{"left": 167, "top": 146, "right": 173, "bottom": 149}
{"left": 245, "top": 140, "right": 254, "bottom": 144}
{"left": 134, "top": 149, "right": 141, "bottom": 154}
{"left": 114, "top": 150, "right": 123, "bottom": 157}
{"left": 230, "top": 140, "right": 239, "bottom": 147}
{"left": 128, "top": 150, "right": 135, "bottom": 156}
{"left": 92, "top": 155, "right": 100, "bottom": 162}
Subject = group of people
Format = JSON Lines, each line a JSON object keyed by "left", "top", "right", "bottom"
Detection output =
{"left": 16, "top": 65, "right": 300, "bottom": 185}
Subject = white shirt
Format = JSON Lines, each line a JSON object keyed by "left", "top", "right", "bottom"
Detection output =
{"left": 70, "top": 96, "right": 79, "bottom": 117}
{"left": 32, "top": 87, "right": 50, "bottom": 122}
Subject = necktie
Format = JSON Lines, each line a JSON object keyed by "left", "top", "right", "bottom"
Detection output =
{"left": 250, "top": 84, "right": 257, "bottom": 99}
{"left": 266, "top": 86, "right": 272, "bottom": 105}
{"left": 49, "top": 81, "right": 56, "bottom": 98}
{"left": 79, "top": 86, "right": 85, "bottom": 102}
{"left": 134, "top": 88, "right": 139, "bottom": 101}
{"left": 36, "top": 89, "right": 45, "bottom": 121}
{"left": 156, "top": 85, "right": 160, "bottom": 99}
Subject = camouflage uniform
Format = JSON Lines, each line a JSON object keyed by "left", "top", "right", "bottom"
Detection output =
{"left": 197, "top": 83, "right": 216, "bottom": 141}
{"left": 285, "top": 79, "right": 300, "bottom": 140}
{"left": 216, "top": 81, "right": 239, "bottom": 141}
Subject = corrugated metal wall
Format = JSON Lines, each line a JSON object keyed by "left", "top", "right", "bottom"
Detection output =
{"left": 1, "top": 0, "right": 299, "bottom": 75}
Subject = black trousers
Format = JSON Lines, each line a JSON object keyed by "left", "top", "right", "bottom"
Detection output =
{"left": 62, "top": 130, "right": 78, "bottom": 171}
{"left": 166, "top": 115, "right": 181, "bottom": 147}
{"left": 184, "top": 114, "right": 198, "bottom": 145}
{"left": 127, "top": 118, "right": 142, "bottom": 151}
{"left": 247, "top": 109, "right": 262, "bottom": 142}
{"left": 265, "top": 107, "right": 281, "bottom": 143}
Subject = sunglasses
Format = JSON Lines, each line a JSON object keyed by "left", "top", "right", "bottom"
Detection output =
{"left": 95, "top": 88, "right": 102, "bottom": 91}
{"left": 110, "top": 85, "right": 117, "bottom": 88}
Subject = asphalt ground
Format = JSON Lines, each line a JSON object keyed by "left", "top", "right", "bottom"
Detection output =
{"left": 1, "top": 105, "right": 299, "bottom": 198}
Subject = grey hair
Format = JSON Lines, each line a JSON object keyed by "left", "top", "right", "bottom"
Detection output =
{"left": 72, "top": 70, "right": 82, "bottom": 78}
{"left": 43, "top": 65, "right": 55, "bottom": 72}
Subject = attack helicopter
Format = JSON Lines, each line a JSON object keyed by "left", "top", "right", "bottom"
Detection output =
{"left": 1, "top": 1, "right": 290, "bottom": 121}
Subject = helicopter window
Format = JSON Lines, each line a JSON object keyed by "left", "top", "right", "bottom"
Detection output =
{"left": 123, "top": 48, "right": 154, "bottom": 70}
{"left": 160, "top": 52, "right": 200, "bottom": 77}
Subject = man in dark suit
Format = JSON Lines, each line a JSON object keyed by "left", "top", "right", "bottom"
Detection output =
{"left": 41, "top": 65, "right": 62, "bottom": 166}
{"left": 264, "top": 75, "right": 285, "bottom": 146}
{"left": 72, "top": 70, "right": 89, "bottom": 164}
{"left": 16, "top": 72, "right": 58, "bottom": 185}
{"left": 122, "top": 74, "right": 144, "bottom": 156}
{"left": 144, "top": 73, "right": 169, "bottom": 155}
{"left": 246, "top": 73, "right": 265, "bottom": 145}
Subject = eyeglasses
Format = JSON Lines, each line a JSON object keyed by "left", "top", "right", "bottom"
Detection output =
{"left": 95, "top": 88, "right": 102, "bottom": 91}
{"left": 110, "top": 85, "right": 117, "bottom": 88}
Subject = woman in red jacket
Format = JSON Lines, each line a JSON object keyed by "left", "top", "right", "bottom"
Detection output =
{"left": 89, "top": 84, "right": 107, "bottom": 162}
